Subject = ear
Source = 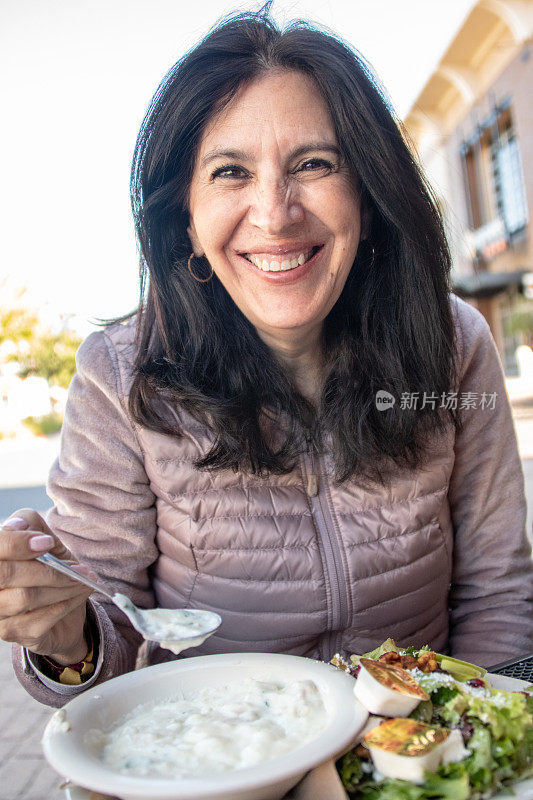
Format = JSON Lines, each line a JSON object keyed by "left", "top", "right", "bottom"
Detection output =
{"left": 187, "top": 222, "right": 205, "bottom": 257}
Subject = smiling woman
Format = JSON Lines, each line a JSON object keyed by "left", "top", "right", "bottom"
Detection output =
{"left": 2, "top": 6, "right": 533, "bottom": 709}
{"left": 129, "top": 9, "right": 457, "bottom": 482}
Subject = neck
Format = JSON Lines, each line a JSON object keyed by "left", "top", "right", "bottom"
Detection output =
{"left": 256, "top": 324, "right": 324, "bottom": 404}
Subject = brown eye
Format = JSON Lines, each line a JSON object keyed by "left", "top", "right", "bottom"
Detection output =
{"left": 297, "top": 158, "right": 334, "bottom": 172}
{"left": 210, "top": 165, "right": 248, "bottom": 180}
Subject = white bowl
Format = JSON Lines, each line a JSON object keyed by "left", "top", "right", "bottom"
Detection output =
{"left": 42, "top": 652, "right": 368, "bottom": 800}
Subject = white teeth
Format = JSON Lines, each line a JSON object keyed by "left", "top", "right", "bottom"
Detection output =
{"left": 245, "top": 249, "right": 316, "bottom": 272}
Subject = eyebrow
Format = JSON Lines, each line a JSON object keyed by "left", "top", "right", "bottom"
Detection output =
{"left": 200, "top": 142, "right": 342, "bottom": 169}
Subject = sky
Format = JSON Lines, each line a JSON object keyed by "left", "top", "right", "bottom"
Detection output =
{"left": 1, "top": 0, "right": 475, "bottom": 332}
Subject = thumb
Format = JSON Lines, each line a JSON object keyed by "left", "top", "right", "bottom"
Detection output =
{"left": 1, "top": 508, "right": 71, "bottom": 560}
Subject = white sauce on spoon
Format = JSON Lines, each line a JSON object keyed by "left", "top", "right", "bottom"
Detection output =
{"left": 90, "top": 678, "right": 327, "bottom": 778}
{"left": 136, "top": 607, "right": 220, "bottom": 655}
{"left": 112, "top": 594, "right": 220, "bottom": 655}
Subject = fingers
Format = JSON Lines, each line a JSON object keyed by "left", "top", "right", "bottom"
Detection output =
{"left": 0, "top": 594, "right": 87, "bottom": 650}
{"left": 0, "top": 509, "right": 94, "bottom": 654}
{"left": 0, "top": 558, "right": 97, "bottom": 590}
{"left": 1, "top": 509, "right": 71, "bottom": 560}
{"left": 0, "top": 583, "right": 90, "bottom": 619}
{"left": 2, "top": 509, "right": 52, "bottom": 534}
{"left": 0, "top": 509, "right": 71, "bottom": 561}
{"left": 0, "top": 529, "right": 55, "bottom": 561}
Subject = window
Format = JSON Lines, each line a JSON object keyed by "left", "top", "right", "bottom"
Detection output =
{"left": 491, "top": 112, "right": 529, "bottom": 235}
{"left": 461, "top": 104, "right": 528, "bottom": 246}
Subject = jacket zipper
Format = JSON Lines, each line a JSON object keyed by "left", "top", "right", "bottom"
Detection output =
{"left": 303, "top": 443, "right": 348, "bottom": 661}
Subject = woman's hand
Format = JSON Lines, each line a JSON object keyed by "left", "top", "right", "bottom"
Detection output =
{"left": 0, "top": 509, "right": 94, "bottom": 665}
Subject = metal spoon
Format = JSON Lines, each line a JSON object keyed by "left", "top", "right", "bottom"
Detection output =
{"left": 37, "top": 552, "right": 222, "bottom": 653}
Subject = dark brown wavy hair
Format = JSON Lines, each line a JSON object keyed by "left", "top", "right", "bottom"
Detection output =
{"left": 125, "top": 5, "right": 459, "bottom": 483}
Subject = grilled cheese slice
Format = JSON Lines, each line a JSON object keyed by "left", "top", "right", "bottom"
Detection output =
{"left": 363, "top": 718, "right": 468, "bottom": 783}
{"left": 354, "top": 659, "right": 429, "bottom": 717}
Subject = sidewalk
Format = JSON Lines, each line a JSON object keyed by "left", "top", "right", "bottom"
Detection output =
{"left": 0, "top": 392, "right": 532, "bottom": 800}
{"left": 0, "top": 639, "right": 65, "bottom": 800}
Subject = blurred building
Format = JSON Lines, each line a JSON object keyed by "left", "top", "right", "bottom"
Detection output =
{"left": 404, "top": 0, "right": 533, "bottom": 375}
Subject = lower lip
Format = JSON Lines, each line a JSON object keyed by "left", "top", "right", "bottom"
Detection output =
{"left": 237, "top": 247, "right": 324, "bottom": 285}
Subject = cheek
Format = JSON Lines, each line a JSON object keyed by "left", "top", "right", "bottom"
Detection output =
{"left": 306, "top": 180, "right": 361, "bottom": 234}
{"left": 331, "top": 209, "right": 361, "bottom": 281}
{"left": 338, "top": 206, "right": 363, "bottom": 256}
{"left": 189, "top": 182, "right": 238, "bottom": 253}
{"left": 194, "top": 204, "right": 234, "bottom": 255}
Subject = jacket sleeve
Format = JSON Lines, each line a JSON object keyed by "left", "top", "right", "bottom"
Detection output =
{"left": 448, "top": 298, "right": 533, "bottom": 667}
{"left": 12, "top": 328, "right": 158, "bottom": 706}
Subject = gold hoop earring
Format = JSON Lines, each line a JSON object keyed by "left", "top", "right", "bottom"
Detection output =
{"left": 188, "top": 252, "right": 213, "bottom": 283}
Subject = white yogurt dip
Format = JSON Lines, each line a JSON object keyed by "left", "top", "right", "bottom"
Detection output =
{"left": 136, "top": 607, "right": 221, "bottom": 655}
{"left": 113, "top": 594, "right": 220, "bottom": 654}
{"left": 92, "top": 678, "right": 327, "bottom": 778}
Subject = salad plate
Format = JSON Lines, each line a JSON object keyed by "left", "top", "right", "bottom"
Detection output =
{"left": 351, "top": 672, "right": 532, "bottom": 800}
{"left": 333, "top": 641, "right": 533, "bottom": 800}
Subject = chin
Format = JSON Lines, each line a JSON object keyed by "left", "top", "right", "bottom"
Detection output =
{"left": 260, "top": 318, "right": 320, "bottom": 334}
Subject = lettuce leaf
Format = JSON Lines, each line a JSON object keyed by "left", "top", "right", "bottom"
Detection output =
{"left": 439, "top": 686, "right": 532, "bottom": 740}
{"left": 431, "top": 686, "right": 460, "bottom": 706}
{"left": 409, "top": 699, "right": 434, "bottom": 723}
{"left": 338, "top": 751, "right": 365, "bottom": 792}
{"left": 352, "top": 638, "right": 400, "bottom": 663}
{"left": 343, "top": 762, "right": 470, "bottom": 800}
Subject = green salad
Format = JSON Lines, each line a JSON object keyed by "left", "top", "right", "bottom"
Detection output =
{"left": 332, "top": 640, "right": 533, "bottom": 800}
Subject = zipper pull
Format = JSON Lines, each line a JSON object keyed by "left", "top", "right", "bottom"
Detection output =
{"left": 307, "top": 473, "right": 319, "bottom": 497}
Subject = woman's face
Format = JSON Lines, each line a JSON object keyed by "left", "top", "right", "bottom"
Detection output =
{"left": 187, "top": 69, "right": 363, "bottom": 343}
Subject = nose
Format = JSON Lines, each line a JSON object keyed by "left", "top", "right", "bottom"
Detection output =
{"left": 247, "top": 175, "right": 304, "bottom": 233}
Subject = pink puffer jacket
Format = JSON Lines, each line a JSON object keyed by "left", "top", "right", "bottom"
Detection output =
{"left": 12, "top": 296, "right": 533, "bottom": 706}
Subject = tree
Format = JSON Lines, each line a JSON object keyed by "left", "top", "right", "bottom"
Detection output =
{"left": 16, "top": 330, "right": 82, "bottom": 388}
{"left": 0, "top": 292, "right": 82, "bottom": 389}
{"left": 0, "top": 305, "right": 40, "bottom": 346}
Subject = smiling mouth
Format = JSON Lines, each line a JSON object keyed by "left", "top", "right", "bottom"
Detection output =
{"left": 242, "top": 246, "right": 322, "bottom": 272}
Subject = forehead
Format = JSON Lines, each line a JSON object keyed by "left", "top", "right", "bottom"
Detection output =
{"left": 197, "top": 69, "right": 337, "bottom": 158}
